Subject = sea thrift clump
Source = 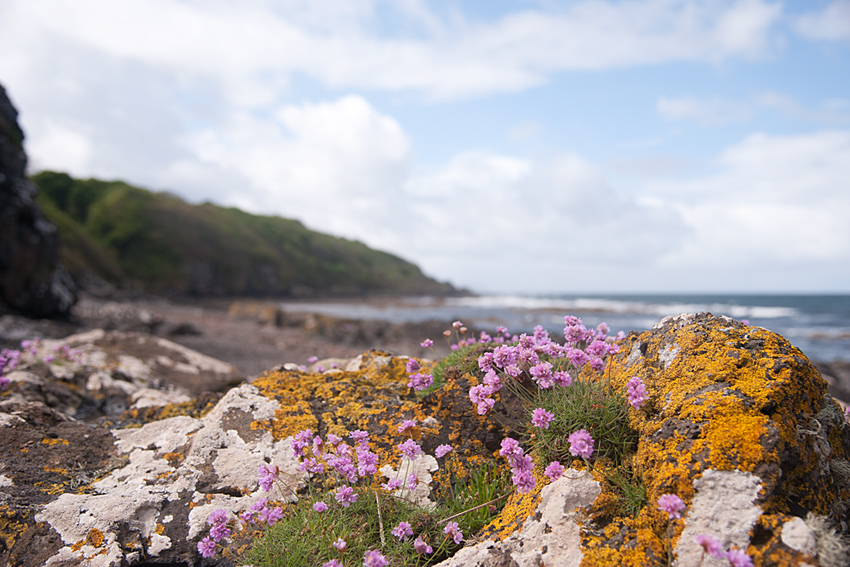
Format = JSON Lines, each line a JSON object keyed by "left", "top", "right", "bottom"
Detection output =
{"left": 568, "top": 429, "right": 595, "bottom": 459}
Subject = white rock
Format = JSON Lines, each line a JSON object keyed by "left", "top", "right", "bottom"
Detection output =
{"left": 435, "top": 470, "right": 601, "bottom": 567}
{"left": 675, "top": 469, "right": 763, "bottom": 567}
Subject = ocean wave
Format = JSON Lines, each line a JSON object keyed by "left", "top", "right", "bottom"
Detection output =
{"left": 444, "top": 295, "right": 798, "bottom": 319}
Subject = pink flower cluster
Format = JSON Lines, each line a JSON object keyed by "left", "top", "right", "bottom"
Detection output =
{"left": 405, "top": 358, "right": 435, "bottom": 391}
{"left": 499, "top": 437, "right": 536, "bottom": 494}
{"left": 470, "top": 318, "right": 618, "bottom": 416}
{"left": 626, "top": 376, "right": 648, "bottom": 409}
{"left": 197, "top": 508, "right": 232, "bottom": 558}
{"left": 568, "top": 429, "right": 595, "bottom": 459}
{"left": 443, "top": 520, "right": 464, "bottom": 544}
{"left": 694, "top": 534, "right": 753, "bottom": 567}
{"left": 291, "top": 428, "right": 380, "bottom": 485}
{"left": 239, "top": 498, "right": 283, "bottom": 526}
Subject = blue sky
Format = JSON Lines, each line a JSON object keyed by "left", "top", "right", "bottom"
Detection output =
{"left": 1, "top": 0, "right": 848, "bottom": 294}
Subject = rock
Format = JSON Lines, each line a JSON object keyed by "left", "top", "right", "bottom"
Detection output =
{"left": 2, "top": 329, "right": 242, "bottom": 423}
{"left": 1, "top": 313, "right": 848, "bottom": 566}
{"left": 0, "top": 83, "right": 76, "bottom": 318}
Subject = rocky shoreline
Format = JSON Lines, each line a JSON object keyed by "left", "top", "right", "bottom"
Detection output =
{"left": 3, "top": 294, "right": 849, "bottom": 405}
{"left": 1, "top": 310, "right": 848, "bottom": 566}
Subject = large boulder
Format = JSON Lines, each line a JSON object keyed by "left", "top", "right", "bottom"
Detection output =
{"left": 1, "top": 313, "right": 848, "bottom": 566}
{"left": 0, "top": 83, "right": 76, "bottom": 318}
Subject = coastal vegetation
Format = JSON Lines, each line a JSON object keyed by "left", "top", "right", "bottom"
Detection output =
{"left": 30, "top": 171, "right": 454, "bottom": 297}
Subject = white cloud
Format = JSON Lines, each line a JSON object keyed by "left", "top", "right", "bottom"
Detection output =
{"left": 25, "top": 120, "right": 94, "bottom": 176}
{"left": 1, "top": 0, "right": 785, "bottom": 102}
{"left": 160, "top": 95, "right": 412, "bottom": 244}
{"left": 657, "top": 96, "right": 752, "bottom": 125}
{"left": 650, "top": 130, "right": 850, "bottom": 272}
{"left": 793, "top": 1, "right": 850, "bottom": 43}
{"left": 755, "top": 91, "right": 850, "bottom": 125}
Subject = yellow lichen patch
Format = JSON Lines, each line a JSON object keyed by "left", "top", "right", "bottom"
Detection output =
{"left": 41, "top": 438, "right": 69, "bottom": 446}
{"left": 86, "top": 528, "right": 104, "bottom": 548}
{"left": 478, "top": 469, "right": 545, "bottom": 542}
{"left": 43, "top": 466, "right": 68, "bottom": 475}
{"left": 162, "top": 452, "right": 184, "bottom": 466}
{"left": 0, "top": 505, "right": 29, "bottom": 553}
{"left": 155, "top": 523, "right": 165, "bottom": 535}
{"left": 584, "top": 314, "right": 849, "bottom": 564}
{"left": 251, "top": 352, "right": 418, "bottom": 441}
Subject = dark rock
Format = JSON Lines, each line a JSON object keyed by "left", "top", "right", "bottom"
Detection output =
{"left": 0, "top": 83, "right": 76, "bottom": 318}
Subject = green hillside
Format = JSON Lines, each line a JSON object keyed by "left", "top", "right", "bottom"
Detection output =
{"left": 31, "top": 171, "right": 454, "bottom": 297}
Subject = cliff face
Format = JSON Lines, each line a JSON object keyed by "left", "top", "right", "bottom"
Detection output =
{"left": 0, "top": 313, "right": 847, "bottom": 566}
{"left": 0, "top": 84, "right": 76, "bottom": 318}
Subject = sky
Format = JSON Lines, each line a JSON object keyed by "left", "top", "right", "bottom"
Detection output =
{"left": 1, "top": 0, "right": 849, "bottom": 295}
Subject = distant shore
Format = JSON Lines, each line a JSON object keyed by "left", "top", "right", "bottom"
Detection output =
{"left": 2, "top": 293, "right": 848, "bottom": 404}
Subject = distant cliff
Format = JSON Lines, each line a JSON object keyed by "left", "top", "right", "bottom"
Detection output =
{"left": 31, "top": 171, "right": 455, "bottom": 298}
{"left": 0, "top": 87, "right": 75, "bottom": 318}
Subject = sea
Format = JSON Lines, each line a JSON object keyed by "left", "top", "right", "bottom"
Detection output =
{"left": 279, "top": 294, "right": 850, "bottom": 363}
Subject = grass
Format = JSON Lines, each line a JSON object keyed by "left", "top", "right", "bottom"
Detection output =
{"left": 247, "top": 457, "right": 510, "bottom": 567}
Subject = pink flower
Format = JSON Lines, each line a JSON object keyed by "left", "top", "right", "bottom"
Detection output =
{"left": 694, "top": 534, "right": 725, "bottom": 558}
{"left": 209, "top": 522, "right": 231, "bottom": 541}
{"left": 626, "top": 376, "right": 648, "bottom": 409}
{"left": 324, "top": 561, "right": 343, "bottom": 567}
{"left": 531, "top": 408, "right": 555, "bottom": 429}
{"left": 443, "top": 521, "right": 464, "bottom": 544}
{"left": 512, "top": 469, "right": 536, "bottom": 494}
{"left": 407, "top": 372, "right": 434, "bottom": 391}
{"left": 332, "top": 538, "right": 347, "bottom": 551}
{"left": 435, "top": 444, "right": 453, "bottom": 458}
{"left": 308, "top": 356, "right": 318, "bottom": 363}
{"left": 398, "top": 439, "right": 423, "bottom": 461}
{"left": 568, "top": 429, "right": 595, "bottom": 459}
{"left": 657, "top": 493, "right": 686, "bottom": 520}
{"left": 197, "top": 536, "right": 216, "bottom": 558}
{"left": 725, "top": 548, "right": 753, "bottom": 567}
{"left": 363, "top": 549, "right": 389, "bottom": 567}
{"left": 420, "top": 339, "right": 433, "bottom": 348}
{"left": 207, "top": 508, "right": 228, "bottom": 525}
{"left": 553, "top": 371, "right": 572, "bottom": 387}
{"left": 398, "top": 419, "right": 417, "bottom": 433}
{"left": 313, "top": 501, "right": 328, "bottom": 513}
{"left": 382, "top": 478, "right": 403, "bottom": 491}
{"left": 391, "top": 521, "right": 413, "bottom": 541}
{"left": 335, "top": 486, "right": 358, "bottom": 507}
{"left": 414, "top": 536, "right": 433, "bottom": 554}
{"left": 407, "top": 473, "right": 419, "bottom": 490}
{"left": 405, "top": 358, "right": 421, "bottom": 373}
{"left": 544, "top": 461, "right": 565, "bottom": 481}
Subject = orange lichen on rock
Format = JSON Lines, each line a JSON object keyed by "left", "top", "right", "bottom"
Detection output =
{"left": 576, "top": 313, "right": 850, "bottom": 566}
{"left": 251, "top": 350, "right": 415, "bottom": 441}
